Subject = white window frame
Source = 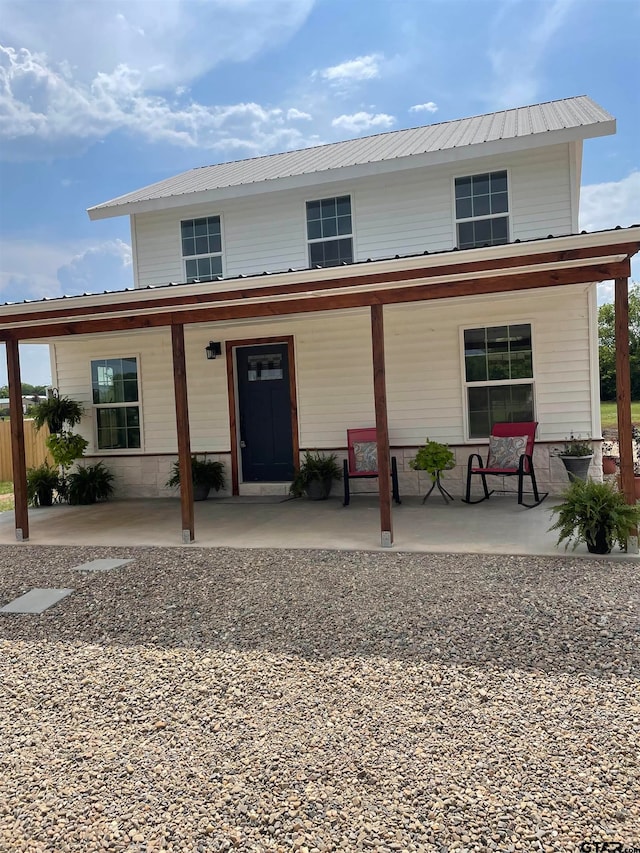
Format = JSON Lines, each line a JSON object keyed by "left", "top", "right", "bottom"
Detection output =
{"left": 181, "top": 214, "right": 225, "bottom": 283}
{"left": 305, "top": 193, "right": 355, "bottom": 268}
{"left": 453, "top": 169, "right": 511, "bottom": 250}
{"left": 459, "top": 321, "right": 536, "bottom": 441}
{"left": 90, "top": 354, "right": 143, "bottom": 453}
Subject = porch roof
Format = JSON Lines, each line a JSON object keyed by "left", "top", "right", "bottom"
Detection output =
{"left": 0, "top": 226, "right": 638, "bottom": 343}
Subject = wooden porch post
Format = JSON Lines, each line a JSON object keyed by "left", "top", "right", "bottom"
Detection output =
{"left": 171, "top": 324, "right": 194, "bottom": 543}
{"left": 6, "top": 338, "right": 29, "bottom": 540}
{"left": 371, "top": 304, "right": 393, "bottom": 547}
{"left": 614, "top": 277, "right": 638, "bottom": 549}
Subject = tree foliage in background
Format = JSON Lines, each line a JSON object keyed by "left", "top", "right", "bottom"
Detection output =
{"left": 599, "top": 282, "right": 640, "bottom": 401}
{"left": 0, "top": 383, "right": 48, "bottom": 398}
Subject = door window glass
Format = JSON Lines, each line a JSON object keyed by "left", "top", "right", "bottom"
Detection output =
{"left": 247, "top": 353, "right": 283, "bottom": 381}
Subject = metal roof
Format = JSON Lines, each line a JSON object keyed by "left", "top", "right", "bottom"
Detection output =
{"left": 2, "top": 224, "right": 637, "bottom": 312}
{"left": 88, "top": 96, "right": 614, "bottom": 218}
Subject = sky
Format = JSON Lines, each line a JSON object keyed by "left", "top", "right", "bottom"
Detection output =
{"left": 0, "top": 0, "right": 639, "bottom": 386}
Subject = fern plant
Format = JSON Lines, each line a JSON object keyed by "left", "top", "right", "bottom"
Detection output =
{"left": 549, "top": 478, "right": 640, "bottom": 553}
{"left": 67, "top": 462, "right": 115, "bottom": 505}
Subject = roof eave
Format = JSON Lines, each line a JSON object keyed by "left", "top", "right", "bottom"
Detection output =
{"left": 87, "top": 120, "right": 616, "bottom": 222}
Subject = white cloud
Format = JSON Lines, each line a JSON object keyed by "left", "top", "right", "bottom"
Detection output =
{"left": 331, "top": 112, "right": 395, "bottom": 134}
{"left": 320, "top": 54, "right": 383, "bottom": 84}
{"left": 488, "top": 0, "right": 575, "bottom": 108}
{"left": 579, "top": 171, "right": 640, "bottom": 233}
{"left": 0, "top": 0, "right": 315, "bottom": 89}
{"left": 0, "top": 47, "right": 320, "bottom": 159}
{"left": 0, "top": 238, "right": 132, "bottom": 303}
{"left": 579, "top": 171, "right": 640, "bottom": 304}
{"left": 287, "top": 108, "right": 312, "bottom": 121}
{"left": 409, "top": 102, "right": 438, "bottom": 114}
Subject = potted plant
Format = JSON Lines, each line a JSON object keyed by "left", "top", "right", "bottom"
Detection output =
{"left": 67, "top": 462, "right": 115, "bottom": 505}
{"left": 549, "top": 478, "right": 640, "bottom": 554}
{"left": 601, "top": 439, "right": 618, "bottom": 475}
{"left": 290, "top": 451, "right": 342, "bottom": 500}
{"left": 409, "top": 439, "right": 455, "bottom": 481}
{"left": 556, "top": 434, "right": 593, "bottom": 482}
{"left": 166, "top": 455, "right": 226, "bottom": 501}
{"left": 26, "top": 462, "right": 61, "bottom": 507}
{"left": 31, "top": 391, "right": 84, "bottom": 435}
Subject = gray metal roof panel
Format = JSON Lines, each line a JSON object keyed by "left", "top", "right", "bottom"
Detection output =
{"left": 88, "top": 96, "right": 614, "bottom": 213}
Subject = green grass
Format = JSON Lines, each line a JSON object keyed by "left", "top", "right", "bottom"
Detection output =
{"left": 0, "top": 481, "right": 14, "bottom": 513}
{"left": 601, "top": 401, "right": 640, "bottom": 429}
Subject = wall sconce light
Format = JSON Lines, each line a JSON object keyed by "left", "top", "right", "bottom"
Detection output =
{"left": 205, "top": 341, "right": 222, "bottom": 360}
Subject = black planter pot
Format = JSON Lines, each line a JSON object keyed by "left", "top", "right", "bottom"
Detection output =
{"left": 193, "top": 484, "right": 211, "bottom": 501}
{"left": 586, "top": 526, "right": 611, "bottom": 554}
{"left": 305, "top": 477, "right": 332, "bottom": 500}
{"left": 560, "top": 455, "right": 593, "bottom": 482}
{"left": 37, "top": 488, "right": 54, "bottom": 507}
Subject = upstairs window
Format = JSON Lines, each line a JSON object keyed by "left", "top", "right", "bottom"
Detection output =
{"left": 181, "top": 216, "right": 223, "bottom": 282}
{"left": 306, "top": 195, "right": 353, "bottom": 268}
{"left": 455, "top": 170, "right": 509, "bottom": 250}
{"left": 91, "top": 357, "right": 141, "bottom": 450}
{"left": 463, "top": 324, "right": 534, "bottom": 438}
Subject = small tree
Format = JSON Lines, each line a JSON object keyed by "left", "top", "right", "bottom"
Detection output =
{"left": 599, "top": 282, "right": 640, "bottom": 400}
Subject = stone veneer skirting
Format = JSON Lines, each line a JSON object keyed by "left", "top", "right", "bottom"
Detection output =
{"left": 85, "top": 443, "right": 607, "bottom": 500}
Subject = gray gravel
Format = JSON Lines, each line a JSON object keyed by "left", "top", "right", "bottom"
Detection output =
{"left": 0, "top": 545, "right": 639, "bottom": 852}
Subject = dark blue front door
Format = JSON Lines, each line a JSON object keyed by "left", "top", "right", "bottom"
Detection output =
{"left": 236, "top": 343, "right": 294, "bottom": 482}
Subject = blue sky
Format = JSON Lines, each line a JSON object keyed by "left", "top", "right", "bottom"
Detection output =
{"left": 0, "top": 0, "right": 638, "bottom": 385}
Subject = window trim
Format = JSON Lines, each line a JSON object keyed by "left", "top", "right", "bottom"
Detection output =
{"left": 180, "top": 214, "right": 225, "bottom": 283}
{"left": 459, "top": 320, "right": 537, "bottom": 442}
{"left": 90, "top": 354, "right": 144, "bottom": 453}
{"left": 304, "top": 192, "right": 356, "bottom": 268}
{"left": 452, "top": 168, "right": 511, "bottom": 250}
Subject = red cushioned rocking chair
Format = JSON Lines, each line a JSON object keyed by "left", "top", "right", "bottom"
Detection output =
{"left": 462, "top": 421, "right": 548, "bottom": 508}
{"left": 343, "top": 428, "right": 401, "bottom": 507}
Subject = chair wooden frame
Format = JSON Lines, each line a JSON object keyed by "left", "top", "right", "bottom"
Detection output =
{"left": 462, "top": 421, "right": 548, "bottom": 508}
{"left": 343, "top": 428, "right": 401, "bottom": 507}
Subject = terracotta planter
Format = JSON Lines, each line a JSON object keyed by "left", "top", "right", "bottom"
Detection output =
{"left": 602, "top": 456, "right": 618, "bottom": 475}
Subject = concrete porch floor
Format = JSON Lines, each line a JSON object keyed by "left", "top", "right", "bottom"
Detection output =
{"left": 0, "top": 494, "right": 636, "bottom": 559}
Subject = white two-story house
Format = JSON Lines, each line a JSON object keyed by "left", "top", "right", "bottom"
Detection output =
{"left": 2, "top": 94, "right": 638, "bottom": 544}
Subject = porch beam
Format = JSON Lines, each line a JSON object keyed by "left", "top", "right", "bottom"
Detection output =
{"left": 3, "top": 259, "right": 632, "bottom": 343}
{"left": 5, "top": 338, "right": 29, "bottom": 540}
{"left": 1, "top": 242, "right": 636, "bottom": 329}
{"left": 371, "top": 304, "right": 393, "bottom": 547}
{"left": 614, "top": 277, "right": 637, "bottom": 546}
{"left": 171, "top": 324, "right": 194, "bottom": 543}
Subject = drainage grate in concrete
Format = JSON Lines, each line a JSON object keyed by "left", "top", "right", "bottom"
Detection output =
{"left": 73, "top": 558, "right": 134, "bottom": 572}
{"left": 0, "top": 588, "right": 74, "bottom": 614}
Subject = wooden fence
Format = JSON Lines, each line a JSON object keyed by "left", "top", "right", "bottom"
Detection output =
{"left": 0, "top": 420, "right": 52, "bottom": 481}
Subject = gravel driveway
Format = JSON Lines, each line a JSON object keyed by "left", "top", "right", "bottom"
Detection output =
{"left": 1, "top": 545, "right": 639, "bottom": 852}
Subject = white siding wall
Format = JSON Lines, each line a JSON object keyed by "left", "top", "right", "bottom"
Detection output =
{"left": 133, "top": 144, "right": 572, "bottom": 287}
{"left": 53, "top": 283, "right": 591, "bottom": 498}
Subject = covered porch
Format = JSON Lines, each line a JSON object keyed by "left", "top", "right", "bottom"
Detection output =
{"left": 0, "top": 493, "right": 636, "bottom": 559}
{"left": 2, "top": 227, "right": 639, "bottom": 550}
